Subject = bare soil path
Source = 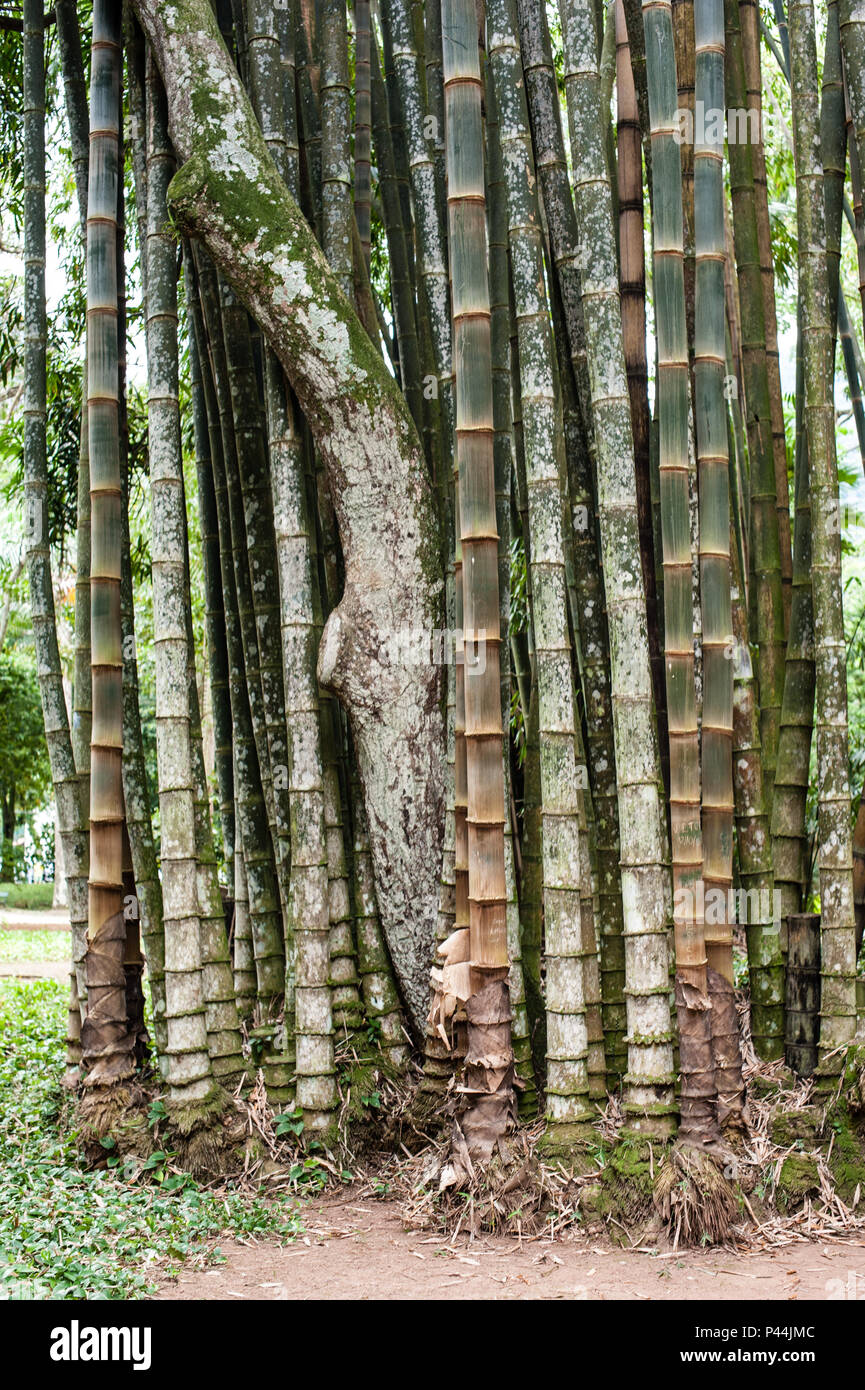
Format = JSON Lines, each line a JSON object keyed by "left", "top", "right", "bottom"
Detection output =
{"left": 0, "top": 908, "right": 70, "bottom": 931}
{"left": 153, "top": 1191, "right": 865, "bottom": 1301}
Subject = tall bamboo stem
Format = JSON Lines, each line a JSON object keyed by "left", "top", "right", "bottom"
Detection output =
{"left": 145, "top": 52, "right": 213, "bottom": 1103}
{"left": 558, "top": 0, "right": 676, "bottom": 1134}
{"left": 790, "top": 0, "right": 858, "bottom": 1070}
{"left": 695, "top": 0, "right": 744, "bottom": 1126}
{"left": 83, "top": 0, "right": 134, "bottom": 1087}
{"left": 490, "top": 0, "right": 595, "bottom": 1133}
{"left": 441, "top": 0, "right": 515, "bottom": 1162}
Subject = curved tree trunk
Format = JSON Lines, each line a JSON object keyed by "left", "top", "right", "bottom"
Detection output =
{"left": 132, "top": 0, "right": 443, "bottom": 1033}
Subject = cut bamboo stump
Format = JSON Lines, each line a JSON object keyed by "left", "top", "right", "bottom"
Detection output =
{"left": 785, "top": 913, "right": 821, "bottom": 1076}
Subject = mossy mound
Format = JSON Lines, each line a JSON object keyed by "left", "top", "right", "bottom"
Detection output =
{"left": 776, "top": 1154, "right": 820, "bottom": 1210}
{"left": 823, "top": 1098, "right": 865, "bottom": 1205}
{"left": 75, "top": 1082, "right": 153, "bottom": 1167}
{"left": 770, "top": 1107, "right": 821, "bottom": 1147}
{"left": 166, "top": 1085, "right": 246, "bottom": 1180}
{"left": 600, "top": 1139, "right": 658, "bottom": 1226}
{"left": 338, "top": 1053, "right": 413, "bottom": 1155}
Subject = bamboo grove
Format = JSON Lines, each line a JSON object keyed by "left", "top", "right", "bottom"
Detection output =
{"left": 9, "top": 0, "right": 865, "bottom": 1213}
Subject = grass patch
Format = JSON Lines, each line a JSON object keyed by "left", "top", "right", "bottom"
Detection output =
{"left": 0, "top": 978, "right": 303, "bottom": 1299}
{"left": 0, "top": 929, "right": 71, "bottom": 962}
{"left": 0, "top": 882, "right": 56, "bottom": 910}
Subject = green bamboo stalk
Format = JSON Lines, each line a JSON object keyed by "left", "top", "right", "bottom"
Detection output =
{"left": 55, "top": 0, "right": 90, "bottom": 231}
{"left": 183, "top": 514, "right": 246, "bottom": 1087}
{"left": 144, "top": 51, "right": 213, "bottom": 1104}
{"left": 622, "top": 0, "right": 653, "bottom": 181}
{"left": 351, "top": 755, "right": 409, "bottom": 1070}
{"left": 672, "top": 0, "right": 695, "bottom": 355}
{"left": 424, "top": 0, "right": 447, "bottom": 219}
{"left": 82, "top": 0, "right": 135, "bottom": 1089}
{"left": 838, "top": 292, "right": 865, "bottom": 466}
{"left": 248, "top": 0, "right": 289, "bottom": 177}
{"left": 269, "top": 356, "right": 337, "bottom": 1131}
{"left": 55, "top": 0, "right": 93, "bottom": 1031}
{"left": 821, "top": 0, "right": 845, "bottom": 344}
{"left": 126, "top": 9, "right": 148, "bottom": 299}
{"left": 369, "top": 28, "right": 423, "bottom": 433}
{"left": 377, "top": 0, "right": 414, "bottom": 283}
{"left": 319, "top": 0, "right": 352, "bottom": 294}
{"left": 730, "top": 473, "right": 782, "bottom": 1052}
{"left": 550, "top": 262, "right": 628, "bottom": 1084}
{"left": 278, "top": 0, "right": 300, "bottom": 179}
{"left": 193, "top": 254, "right": 286, "bottom": 1029}
{"left": 114, "top": 131, "right": 150, "bottom": 1072}
{"left": 614, "top": 0, "right": 667, "bottom": 795}
{"left": 740, "top": 0, "right": 793, "bottom": 630}
{"left": 773, "top": 0, "right": 790, "bottom": 66}
{"left": 769, "top": 3, "right": 844, "bottom": 1052}
{"left": 441, "top": 0, "right": 516, "bottom": 1162}
{"left": 23, "top": 0, "right": 90, "bottom": 1071}
{"left": 489, "top": 0, "right": 595, "bottom": 1134}
{"left": 119, "top": 485, "right": 166, "bottom": 1068}
{"left": 381, "top": 0, "right": 453, "bottom": 424}
{"left": 117, "top": 141, "right": 165, "bottom": 1068}
{"left": 294, "top": 0, "right": 323, "bottom": 232}
{"left": 187, "top": 297, "right": 234, "bottom": 888}
{"left": 233, "top": 819, "right": 256, "bottom": 1018}
{"left": 218, "top": 286, "right": 288, "bottom": 865}
{"left": 56, "top": 12, "right": 92, "bottom": 979}
{"left": 486, "top": 59, "right": 538, "bottom": 1113}
{"left": 790, "top": 0, "right": 858, "bottom": 1070}
{"left": 641, "top": 0, "right": 718, "bottom": 1144}
{"left": 724, "top": 0, "right": 786, "bottom": 810}
{"left": 695, "top": 0, "right": 745, "bottom": 1124}
{"left": 354, "top": 0, "right": 372, "bottom": 268}
{"left": 520, "top": 0, "right": 631, "bottom": 1085}
{"left": 558, "top": 0, "right": 676, "bottom": 1134}
{"left": 841, "top": 0, "right": 865, "bottom": 299}
{"left": 325, "top": 735, "right": 364, "bottom": 1039}
{"left": 185, "top": 257, "right": 257, "bottom": 1023}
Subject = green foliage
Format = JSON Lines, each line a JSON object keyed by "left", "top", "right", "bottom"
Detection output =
{"left": 0, "top": 650, "right": 52, "bottom": 878}
{"left": 0, "top": 881, "right": 55, "bottom": 910}
{"left": 0, "top": 927, "right": 69, "bottom": 961}
{"left": 0, "top": 979, "right": 303, "bottom": 1298}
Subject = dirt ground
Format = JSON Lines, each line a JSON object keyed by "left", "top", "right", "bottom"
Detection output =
{"left": 152, "top": 1190, "right": 865, "bottom": 1301}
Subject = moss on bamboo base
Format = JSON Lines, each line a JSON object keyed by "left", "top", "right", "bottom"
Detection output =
{"left": 165, "top": 1083, "right": 246, "bottom": 1179}
{"left": 75, "top": 1083, "right": 152, "bottom": 1167}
